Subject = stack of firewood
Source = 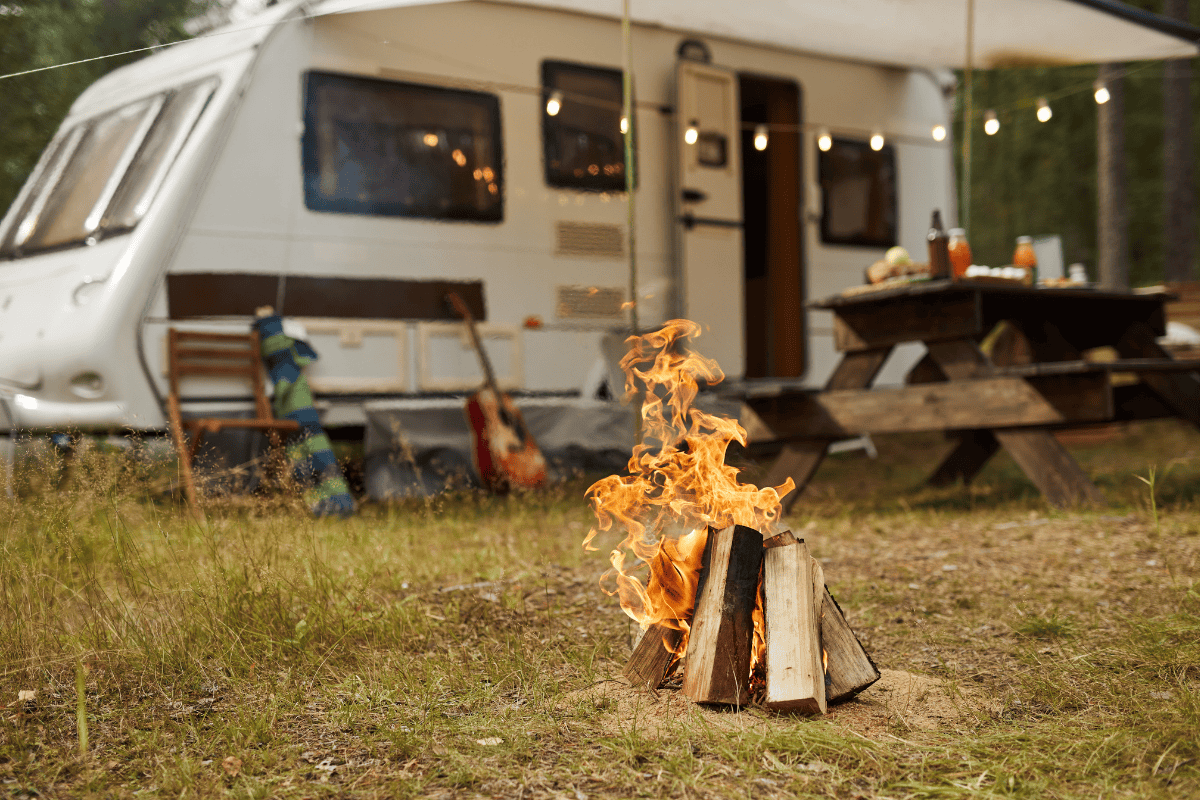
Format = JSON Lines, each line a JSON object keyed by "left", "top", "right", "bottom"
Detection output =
{"left": 624, "top": 525, "right": 878, "bottom": 711}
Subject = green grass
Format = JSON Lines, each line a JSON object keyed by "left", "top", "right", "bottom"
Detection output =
{"left": 1, "top": 420, "right": 1199, "bottom": 798}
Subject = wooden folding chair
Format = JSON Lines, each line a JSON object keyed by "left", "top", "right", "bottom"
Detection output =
{"left": 166, "top": 328, "right": 300, "bottom": 508}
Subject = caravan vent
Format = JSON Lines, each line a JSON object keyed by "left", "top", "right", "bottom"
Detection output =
{"left": 555, "top": 221, "right": 624, "bottom": 258}
{"left": 556, "top": 285, "right": 626, "bottom": 320}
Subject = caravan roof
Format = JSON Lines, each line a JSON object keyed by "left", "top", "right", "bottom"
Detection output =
{"left": 70, "top": 0, "right": 1199, "bottom": 116}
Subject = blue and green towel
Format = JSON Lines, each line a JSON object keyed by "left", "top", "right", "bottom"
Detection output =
{"left": 253, "top": 315, "right": 356, "bottom": 518}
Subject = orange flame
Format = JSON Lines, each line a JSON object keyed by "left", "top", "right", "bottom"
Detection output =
{"left": 584, "top": 320, "right": 795, "bottom": 642}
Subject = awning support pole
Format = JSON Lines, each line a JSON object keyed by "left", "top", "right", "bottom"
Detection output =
{"left": 623, "top": 0, "right": 638, "bottom": 335}
{"left": 962, "top": 0, "right": 974, "bottom": 235}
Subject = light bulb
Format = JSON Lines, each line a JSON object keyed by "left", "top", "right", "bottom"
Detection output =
{"left": 753, "top": 124, "right": 768, "bottom": 151}
{"left": 817, "top": 128, "right": 832, "bottom": 151}
{"left": 931, "top": 124, "right": 947, "bottom": 142}
{"left": 546, "top": 90, "right": 563, "bottom": 116}
{"left": 684, "top": 121, "right": 699, "bottom": 145}
{"left": 620, "top": 116, "right": 628, "bottom": 134}
{"left": 869, "top": 131, "right": 884, "bottom": 151}
{"left": 983, "top": 110, "right": 999, "bottom": 136}
{"left": 1036, "top": 98, "right": 1052, "bottom": 122}
{"left": 1093, "top": 80, "right": 1110, "bottom": 104}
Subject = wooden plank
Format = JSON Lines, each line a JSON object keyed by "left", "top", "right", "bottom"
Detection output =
{"left": 826, "top": 347, "right": 894, "bottom": 389}
{"left": 927, "top": 430, "right": 1001, "bottom": 487}
{"left": 928, "top": 336, "right": 1108, "bottom": 508}
{"left": 681, "top": 525, "right": 762, "bottom": 706}
{"left": 993, "top": 429, "right": 1106, "bottom": 507}
{"left": 821, "top": 586, "right": 881, "bottom": 702}
{"left": 762, "top": 539, "right": 826, "bottom": 713}
{"left": 833, "top": 294, "right": 981, "bottom": 352}
{"left": 904, "top": 352, "right": 945, "bottom": 385}
{"left": 997, "top": 357, "right": 1200, "bottom": 377}
{"left": 175, "top": 364, "right": 258, "bottom": 378}
{"left": 1116, "top": 322, "right": 1200, "bottom": 428}
{"left": 764, "top": 442, "right": 830, "bottom": 513}
{"left": 749, "top": 376, "right": 1111, "bottom": 439}
{"left": 623, "top": 623, "right": 683, "bottom": 691}
{"left": 758, "top": 347, "right": 894, "bottom": 512}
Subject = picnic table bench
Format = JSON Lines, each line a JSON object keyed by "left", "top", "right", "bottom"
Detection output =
{"left": 747, "top": 280, "right": 1200, "bottom": 509}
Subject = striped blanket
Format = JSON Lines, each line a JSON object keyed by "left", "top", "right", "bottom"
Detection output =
{"left": 253, "top": 314, "right": 356, "bottom": 518}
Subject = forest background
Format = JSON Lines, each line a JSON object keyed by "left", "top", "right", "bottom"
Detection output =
{"left": 0, "top": 0, "right": 1197, "bottom": 286}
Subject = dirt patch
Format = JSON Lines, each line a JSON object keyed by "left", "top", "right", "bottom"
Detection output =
{"left": 561, "top": 669, "right": 999, "bottom": 740}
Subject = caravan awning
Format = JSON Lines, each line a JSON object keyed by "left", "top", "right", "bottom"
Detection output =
{"left": 313, "top": 0, "right": 1200, "bottom": 68}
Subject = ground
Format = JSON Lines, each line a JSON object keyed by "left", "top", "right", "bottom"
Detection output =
{"left": 1, "top": 419, "right": 1198, "bottom": 798}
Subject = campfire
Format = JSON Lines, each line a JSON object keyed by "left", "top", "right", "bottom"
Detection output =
{"left": 584, "top": 320, "right": 879, "bottom": 711}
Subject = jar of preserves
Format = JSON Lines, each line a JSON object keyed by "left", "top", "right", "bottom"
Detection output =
{"left": 1014, "top": 236, "right": 1037, "bottom": 285}
{"left": 947, "top": 228, "right": 972, "bottom": 279}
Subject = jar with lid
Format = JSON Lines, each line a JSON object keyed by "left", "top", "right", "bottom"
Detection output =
{"left": 947, "top": 228, "right": 972, "bottom": 279}
{"left": 1014, "top": 236, "right": 1037, "bottom": 285}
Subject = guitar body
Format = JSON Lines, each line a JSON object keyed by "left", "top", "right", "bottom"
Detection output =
{"left": 464, "top": 389, "right": 547, "bottom": 492}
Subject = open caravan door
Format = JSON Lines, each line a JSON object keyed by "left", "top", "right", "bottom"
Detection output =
{"left": 675, "top": 59, "right": 743, "bottom": 378}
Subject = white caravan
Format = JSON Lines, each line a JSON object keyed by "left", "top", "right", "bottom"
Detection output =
{"left": 0, "top": 0, "right": 1194, "bottom": 470}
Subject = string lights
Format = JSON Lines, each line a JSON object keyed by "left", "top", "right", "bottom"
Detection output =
{"left": 1036, "top": 97, "right": 1052, "bottom": 122}
{"left": 1093, "top": 79, "right": 1110, "bottom": 104}
{"left": 753, "top": 124, "right": 769, "bottom": 151}
{"left": 983, "top": 110, "right": 999, "bottom": 135}
{"left": 817, "top": 128, "right": 832, "bottom": 151}
{"left": 545, "top": 90, "right": 563, "bottom": 116}
{"left": 869, "top": 130, "right": 885, "bottom": 151}
{"left": 932, "top": 124, "right": 947, "bottom": 142}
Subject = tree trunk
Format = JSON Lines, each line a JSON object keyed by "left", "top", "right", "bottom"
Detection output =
{"left": 1163, "top": 0, "right": 1196, "bottom": 284}
{"left": 1097, "top": 63, "right": 1129, "bottom": 290}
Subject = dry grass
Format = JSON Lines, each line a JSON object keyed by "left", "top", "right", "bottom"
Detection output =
{"left": 1, "top": 419, "right": 1199, "bottom": 798}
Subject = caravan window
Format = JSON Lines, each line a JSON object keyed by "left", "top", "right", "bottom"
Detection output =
{"left": 0, "top": 78, "right": 217, "bottom": 259}
{"left": 817, "top": 137, "right": 897, "bottom": 248}
{"left": 302, "top": 72, "right": 503, "bottom": 222}
{"left": 541, "top": 61, "right": 629, "bottom": 192}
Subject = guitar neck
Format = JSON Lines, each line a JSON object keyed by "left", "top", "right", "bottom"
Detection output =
{"left": 449, "top": 292, "right": 503, "bottom": 398}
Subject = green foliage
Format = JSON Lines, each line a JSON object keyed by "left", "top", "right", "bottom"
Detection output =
{"left": 955, "top": 1, "right": 1200, "bottom": 285}
{"left": 0, "top": 0, "right": 213, "bottom": 213}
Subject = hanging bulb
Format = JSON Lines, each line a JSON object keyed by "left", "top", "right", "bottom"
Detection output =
{"left": 1093, "top": 80, "right": 1110, "bottom": 104}
{"left": 684, "top": 120, "right": 699, "bottom": 145}
{"left": 931, "top": 124, "right": 947, "bottom": 142}
{"left": 983, "top": 110, "right": 1000, "bottom": 136}
{"left": 546, "top": 90, "right": 563, "bottom": 116}
{"left": 817, "top": 128, "right": 832, "bottom": 151}
{"left": 1036, "top": 98, "right": 1052, "bottom": 122}
{"left": 620, "top": 116, "right": 628, "bottom": 134}
{"left": 753, "top": 124, "right": 768, "bottom": 151}
{"left": 869, "top": 131, "right": 884, "bottom": 151}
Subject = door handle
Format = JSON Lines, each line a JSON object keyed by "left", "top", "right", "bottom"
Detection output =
{"left": 682, "top": 188, "right": 707, "bottom": 203}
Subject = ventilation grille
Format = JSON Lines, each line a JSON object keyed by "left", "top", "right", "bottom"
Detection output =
{"left": 555, "top": 221, "right": 624, "bottom": 258}
{"left": 556, "top": 285, "right": 626, "bottom": 320}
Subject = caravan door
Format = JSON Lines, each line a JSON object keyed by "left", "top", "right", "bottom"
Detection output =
{"left": 675, "top": 60, "right": 744, "bottom": 377}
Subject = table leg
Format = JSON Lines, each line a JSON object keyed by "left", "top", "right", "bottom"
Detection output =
{"left": 927, "top": 430, "right": 1000, "bottom": 487}
{"left": 992, "top": 429, "right": 1106, "bottom": 507}
{"left": 770, "top": 346, "right": 893, "bottom": 512}
{"left": 925, "top": 339, "right": 1105, "bottom": 508}
{"left": 1117, "top": 322, "right": 1200, "bottom": 428}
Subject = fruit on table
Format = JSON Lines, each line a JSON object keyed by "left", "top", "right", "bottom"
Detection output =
{"left": 885, "top": 246, "right": 912, "bottom": 266}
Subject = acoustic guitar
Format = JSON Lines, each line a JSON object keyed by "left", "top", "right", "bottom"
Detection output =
{"left": 446, "top": 292, "right": 547, "bottom": 492}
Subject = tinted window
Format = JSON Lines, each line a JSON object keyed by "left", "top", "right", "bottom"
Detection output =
{"left": 302, "top": 72, "right": 503, "bottom": 222}
{"left": 0, "top": 79, "right": 217, "bottom": 259}
{"left": 103, "top": 78, "right": 217, "bottom": 232}
{"left": 542, "top": 61, "right": 628, "bottom": 192}
{"left": 818, "top": 137, "right": 897, "bottom": 247}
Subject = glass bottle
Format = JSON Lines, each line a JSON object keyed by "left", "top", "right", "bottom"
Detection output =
{"left": 947, "top": 228, "right": 972, "bottom": 279}
{"left": 1014, "top": 236, "right": 1037, "bottom": 285}
{"left": 927, "top": 210, "right": 950, "bottom": 279}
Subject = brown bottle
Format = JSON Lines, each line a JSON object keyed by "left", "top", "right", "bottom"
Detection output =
{"left": 927, "top": 210, "right": 950, "bottom": 279}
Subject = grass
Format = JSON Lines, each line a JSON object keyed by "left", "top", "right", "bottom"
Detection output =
{"left": 0, "top": 419, "right": 1198, "bottom": 798}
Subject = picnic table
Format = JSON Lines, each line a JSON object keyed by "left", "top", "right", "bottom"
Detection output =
{"left": 746, "top": 279, "right": 1200, "bottom": 509}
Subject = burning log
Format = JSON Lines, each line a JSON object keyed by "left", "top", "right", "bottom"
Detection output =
{"left": 681, "top": 525, "right": 763, "bottom": 705}
{"left": 762, "top": 534, "right": 827, "bottom": 713}
{"left": 623, "top": 623, "right": 683, "bottom": 690}
{"left": 820, "top": 587, "right": 881, "bottom": 701}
